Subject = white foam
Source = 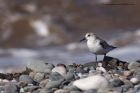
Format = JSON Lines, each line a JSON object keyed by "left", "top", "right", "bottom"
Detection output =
{"left": 30, "top": 19, "right": 50, "bottom": 37}
{"left": 7, "top": 48, "right": 39, "bottom": 58}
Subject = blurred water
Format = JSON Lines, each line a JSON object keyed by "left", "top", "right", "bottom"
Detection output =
{"left": 0, "top": 42, "right": 140, "bottom": 73}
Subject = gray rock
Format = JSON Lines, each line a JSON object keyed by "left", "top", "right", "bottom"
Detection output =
{"left": 64, "top": 72, "right": 74, "bottom": 81}
{"left": 24, "top": 85, "right": 39, "bottom": 92}
{"left": 134, "top": 84, "right": 140, "bottom": 92}
{"left": 4, "top": 83, "right": 18, "bottom": 93}
{"left": 19, "top": 75, "right": 33, "bottom": 84}
{"left": 45, "top": 79, "right": 64, "bottom": 89}
{"left": 128, "top": 62, "right": 140, "bottom": 70}
{"left": 39, "top": 88, "right": 54, "bottom": 93}
{"left": 49, "top": 72, "right": 65, "bottom": 81}
{"left": 63, "top": 85, "right": 80, "bottom": 91}
{"left": 27, "top": 60, "right": 51, "bottom": 73}
{"left": 52, "top": 66, "right": 67, "bottom": 76}
{"left": 66, "top": 65, "right": 76, "bottom": 73}
{"left": 123, "top": 80, "right": 133, "bottom": 92}
{"left": 73, "top": 75, "right": 108, "bottom": 91}
{"left": 34, "top": 73, "right": 45, "bottom": 82}
{"left": 83, "top": 62, "right": 97, "bottom": 69}
{"left": 17, "top": 81, "right": 28, "bottom": 88}
{"left": 110, "top": 78, "right": 124, "bottom": 87}
{"left": 0, "top": 86, "right": 4, "bottom": 91}
{"left": 54, "top": 89, "right": 70, "bottom": 93}
{"left": 46, "top": 63, "right": 55, "bottom": 70}
{"left": 130, "top": 77, "right": 140, "bottom": 84}
{"left": 84, "top": 89, "right": 97, "bottom": 93}
{"left": 70, "top": 91, "right": 82, "bottom": 93}
{"left": 39, "top": 79, "right": 49, "bottom": 87}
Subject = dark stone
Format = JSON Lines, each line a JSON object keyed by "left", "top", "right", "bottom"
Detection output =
{"left": 110, "top": 78, "right": 124, "bottom": 87}
{"left": 49, "top": 72, "right": 65, "bottom": 81}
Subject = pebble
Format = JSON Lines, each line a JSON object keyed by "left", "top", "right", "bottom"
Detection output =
{"left": 73, "top": 75, "right": 108, "bottom": 91}
{"left": 123, "top": 70, "right": 132, "bottom": 77}
{"left": 4, "top": 83, "right": 18, "bottom": 93}
{"left": 0, "top": 58, "right": 140, "bottom": 93}
{"left": 64, "top": 72, "right": 74, "bottom": 81}
{"left": 19, "top": 75, "right": 34, "bottom": 84}
{"left": 84, "top": 89, "right": 97, "bottom": 93}
{"left": 110, "top": 78, "right": 124, "bottom": 87}
{"left": 130, "top": 77, "right": 139, "bottom": 84}
{"left": 52, "top": 66, "right": 67, "bottom": 76}
{"left": 27, "top": 61, "right": 51, "bottom": 73}
{"left": 34, "top": 73, "right": 45, "bottom": 82}
{"left": 39, "top": 79, "right": 49, "bottom": 87}
{"left": 29, "top": 72, "right": 36, "bottom": 79}
{"left": 45, "top": 79, "right": 64, "bottom": 89}
{"left": 70, "top": 91, "right": 82, "bottom": 93}
{"left": 54, "top": 89, "right": 70, "bottom": 93}
{"left": 49, "top": 72, "right": 65, "bottom": 81}
{"left": 128, "top": 61, "right": 140, "bottom": 70}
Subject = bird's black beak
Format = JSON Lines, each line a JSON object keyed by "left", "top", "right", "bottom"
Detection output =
{"left": 80, "top": 37, "right": 86, "bottom": 42}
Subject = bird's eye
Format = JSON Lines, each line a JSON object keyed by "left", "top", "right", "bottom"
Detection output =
{"left": 88, "top": 34, "right": 90, "bottom": 37}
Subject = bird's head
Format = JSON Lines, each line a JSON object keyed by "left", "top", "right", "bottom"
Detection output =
{"left": 80, "top": 32, "right": 96, "bottom": 42}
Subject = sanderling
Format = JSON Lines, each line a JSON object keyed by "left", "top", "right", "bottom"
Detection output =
{"left": 80, "top": 32, "right": 116, "bottom": 62}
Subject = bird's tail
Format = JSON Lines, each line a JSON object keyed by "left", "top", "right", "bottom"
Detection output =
{"left": 111, "top": 46, "right": 117, "bottom": 50}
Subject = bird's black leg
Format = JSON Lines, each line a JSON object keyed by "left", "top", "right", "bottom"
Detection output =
{"left": 95, "top": 54, "right": 97, "bottom": 62}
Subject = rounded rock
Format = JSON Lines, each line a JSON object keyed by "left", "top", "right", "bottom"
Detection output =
{"left": 128, "top": 62, "right": 140, "bottom": 70}
{"left": 34, "top": 73, "right": 45, "bottom": 82}
{"left": 19, "top": 75, "right": 33, "bottom": 84}
{"left": 73, "top": 75, "right": 108, "bottom": 91}
{"left": 54, "top": 89, "right": 70, "bottom": 93}
{"left": 130, "top": 77, "right": 139, "bottom": 84}
{"left": 110, "top": 78, "right": 124, "bottom": 87}
{"left": 27, "top": 60, "right": 51, "bottom": 73}
{"left": 39, "top": 79, "right": 49, "bottom": 87}
{"left": 52, "top": 66, "right": 67, "bottom": 76}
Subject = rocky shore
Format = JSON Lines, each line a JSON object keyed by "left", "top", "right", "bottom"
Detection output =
{"left": 0, "top": 56, "right": 140, "bottom": 93}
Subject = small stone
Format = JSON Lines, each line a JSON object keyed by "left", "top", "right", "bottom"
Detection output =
{"left": 52, "top": 66, "right": 67, "bottom": 76}
{"left": 19, "top": 75, "right": 33, "bottom": 84}
{"left": 27, "top": 60, "right": 51, "bottom": 73}
{"left": 39, "top": 88, "right": 54, "bottom": 93}
{"left": 49, "top": 72, "right": 64, "bottom": 81}
{"left": 54, "top": 89, "right": 70, "bottom": 93}
{"left": 64, "top": 72, "right": 74, "bottom": 81}
{"left": 84, "top": 89, "right": 97, "bottom": 93}
{"left": 110, "top": 78, "right": 124, "bottom": 87}
{"left": 17, "top": 81, "right": 28, "bottom": 88}
{"left": 4, "top": 83, "right": 18, "bottom": 93}
{"left": 34, "top": 73, "right": 45, "bottom": 82}
{"left": 29, "top": 72, "right": 36, "bottom": 79}
{"left": 70, "top": 91, "right": 82, "bottom": 93}
{"left": 67, "top": 65, "right": 76, "bottom": 73}
{"left": 45, "top": 79, "right": 64, "bottom": 89}
{"left": 46, "top": 63, "right": 55, "bottom": 70}
{"left": 20, "top": 88, "right": 25, "bottom": 93}
{"left": 134, "top": 84, "right": 140, "bottom": 92}
{"left": 123, "top": 70, "right": 132, "bottom": 77}
{"left": 130, "top": 77, "right": 139, "bottom": 84}
{"left": 128, "top": 62, "right": 140, "bottom": 70}
{"left": 11, "top": 78, "right": 17, "bottom": 84}
{"left": 39, "top": 79, "right": 49, "bottom": 87}
{"left": 96, "top": 67, "right": 106, "bottom": 73}
{"left": 73, "top": 75, "right": 108, "bottom": 91}
{"left": 24, "top": 85, "right": 39, "bottom": 92}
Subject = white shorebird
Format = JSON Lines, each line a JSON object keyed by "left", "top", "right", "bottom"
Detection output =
{"left": 80, "top": 32, "right": 116, "bottom": 62}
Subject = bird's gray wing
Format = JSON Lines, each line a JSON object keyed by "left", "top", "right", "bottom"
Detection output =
{"left": 99, "top": 40, "right": 110, "bottom": 49}
{"left": 96, "top": 36, "right": 110, "bottom": 49}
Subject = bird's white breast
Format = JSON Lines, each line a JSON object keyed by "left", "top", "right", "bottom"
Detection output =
{"left": 87, "top": 39, "right": 108, "bottom": 55}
